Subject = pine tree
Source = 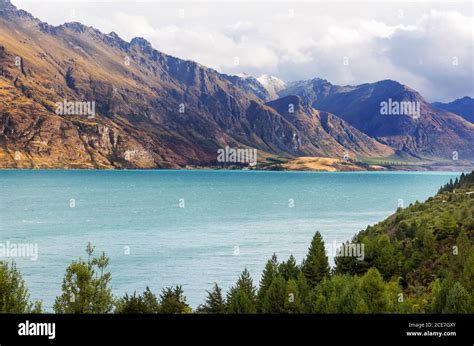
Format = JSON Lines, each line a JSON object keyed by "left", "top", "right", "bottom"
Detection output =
{"left": 227, "top": 269, "right": 257, "bottom": 313}
{"left": 278, "top": 255, "right": 299, "bottom": 281}
{"left": 295, "top": 271, "right": 310, "bottom": 312}
{"left": 284, "top": 279, "right": 303, "bottom": 313}
{"left": 158, "top": 285, "right": 191, "bottom": 314}
{"left": 257, "top": 254, "right": 278, "bottom": 311}
{"left": 302, "top": 231, "right": 329, "bottom": 287}
{"left": 199, "top": 283, "right": 226, "bottom": 313}
{"left": 115, "top": 287, "right": 159, "bottom": 313}
{"left": 308, "top": 287, "right": 326, "bottom": 313}
{"left": 226, "top": 288, "right": 255, "bottom": 313}
{"left": 261, "top": 275, "right": 286, "bottom": 313}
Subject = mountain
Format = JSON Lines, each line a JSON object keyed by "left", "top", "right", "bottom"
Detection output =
{"left": 257, "top": 74, "right": 286, "bottom": 100}
{"left": 266, "top": 95, "right": 394, "bottom": 158}
{"left": 0, "top": 0, "right": 398, "bottom": 169}
{"left": 221, "top": 73, "right": 270, "bottom": 101}
{"left": 280, "top": 79, "right": 474, "bottom": 160}
{"left": 1, "top": 0, "right": 472, "bottom": 169}
{"left": 432, "top": 96, "right": 474, "bottom": 123}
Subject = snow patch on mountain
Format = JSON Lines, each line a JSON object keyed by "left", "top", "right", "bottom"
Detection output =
{"left": 257, "top": 75, "right": 286, "bottom": 99}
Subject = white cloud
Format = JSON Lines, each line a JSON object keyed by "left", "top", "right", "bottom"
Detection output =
{"left": 11, "top": 0, "right": 474, "bottom": 101}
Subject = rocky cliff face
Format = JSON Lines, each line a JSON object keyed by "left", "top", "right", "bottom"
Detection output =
{"left": 0, "top": 0, "right": 399, "bottom": 168}
{"left": 280, "top": 79, "right": 474, "bottom": 160}
{"left": 266, "top": 95, "right": 394, "bottom": 159}
{"left": 432, "top": 96, "right": 474, "bottom": 124}
{"left": 1, "top": 0, "right": 470, "bottom": 169}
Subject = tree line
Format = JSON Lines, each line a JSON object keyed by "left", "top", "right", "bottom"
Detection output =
{"left": 1, "top": 172, "right": 473, "bottom": 314}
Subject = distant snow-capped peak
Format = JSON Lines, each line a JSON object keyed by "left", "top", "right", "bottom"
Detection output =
{"left": 257, "top": 75, "right": 286, "bottom": 99}
{"left": 235, "top": 72, "right": 253, "bottom": 79}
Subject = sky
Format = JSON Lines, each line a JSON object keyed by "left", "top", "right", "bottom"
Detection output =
{"left": 11, "top": 0, "right": 474, "bottom": 102}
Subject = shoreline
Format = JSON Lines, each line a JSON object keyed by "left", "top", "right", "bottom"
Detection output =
{"left": 0, "top": 168, "right": 466, "bottom": 175}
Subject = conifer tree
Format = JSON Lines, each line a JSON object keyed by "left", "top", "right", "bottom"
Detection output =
{"left": 302, "top": 231, "right": 330, "bottom": 287}
{"left": 199, "top": 283, "right": 226, "bottom": 313}
{"left": 257, "top": 254, "right": 278, "bottom": 311}
{"left": 261, "top": 275, "right": 286, "bottom": 313}
{"left": 295, "top": 271, "right": 310, "bottom": 312}
{"left": 115, "top": 287, "right": 159, "bottom": 313}
{"left": 284, "top": 279, "right": 303, "bottom": 313}
{"left": 278, "top": 255, "right": 299, "bottom": 281}
{"left": 158, "top": 285, "right": 191, "bottom": 314}
{"left": 227, "top": 269, "right": 257, "bottom": 313}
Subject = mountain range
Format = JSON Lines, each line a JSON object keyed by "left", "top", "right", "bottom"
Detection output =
{"left": 0, "top": 0, "right": 473, "bottom": 169}
{"left": 432, "top": 96, "right": 474, "bottom": 124}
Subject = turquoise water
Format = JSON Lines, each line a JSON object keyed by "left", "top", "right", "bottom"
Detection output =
{"left": 0, "top": 170, "right": 460, "bottom": 310}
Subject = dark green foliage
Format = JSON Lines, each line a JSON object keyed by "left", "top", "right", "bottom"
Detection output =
{"left": 260, "top": 275, "right": 287, "bottom": 313}
{"left": 284, "top": 279, "right": 303, "bottom": 313}
{"left": 115, "top": 287, "right": 159, "bottom": 313}
{"left": 334, "top": 240, "right": 368, "bottom": 276}
{"left": 310, "top": 274, "right": 363, "bottom": 313}
{"left": 295, "top": 272, "right": 310, "bottom": 312}
{"left": 197, "top": 283, "right": 226, "bottom": 313}
{"left": 278, "top": 255, "right": 299, "bottom": 281}
{"left": 257, "top": 254, "right": 278, "bottom": 312}
{"left": 0, "top": 261, "right": 41, "bottom": 313}
{"left": 302, "top": 231, "right": 330, "bottom": 287}
{"left": 227, "top": 269, "right": 257, "bottom": 313}
{"left": 435, "top": 211, "right": 458, "bottom": 240}
{"left": 438, "top": 172, "right": 474, "bottom": 193}
{"left": 336, "top": 171, "right": 473, "bottom": 310}
{"left": 158, "top": 286, "right": 191, "bottom": 314}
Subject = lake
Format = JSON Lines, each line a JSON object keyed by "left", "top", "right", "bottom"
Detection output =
{"left": 0, "top": 170, "right": 460, "bottom": 310}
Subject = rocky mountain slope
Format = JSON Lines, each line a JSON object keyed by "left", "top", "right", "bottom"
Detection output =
{"left": 257, "top": 75, "right": 286, "bottom": 100}
{"left": 0, "top": 0, "right": 396, "bottom": 168}
{"left": 280, "top": 79, "right": 474, "bottom": 160}
{"left": 0, "top": 0, "right": 472, "bottom": 169}
{"left": 432, "top": 96, "right": 474, "bottom": 123}
{"left": 266, "top": 95, "right": 394, "bottom": 159}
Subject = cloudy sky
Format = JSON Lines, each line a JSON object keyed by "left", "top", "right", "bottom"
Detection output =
{"left": 12, "top": 0, "right": 474, "bottom": 102}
